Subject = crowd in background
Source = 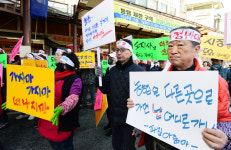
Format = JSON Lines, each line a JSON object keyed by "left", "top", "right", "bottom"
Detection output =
{"left": 1, "top": 26, "right": 231, "bottom": 150}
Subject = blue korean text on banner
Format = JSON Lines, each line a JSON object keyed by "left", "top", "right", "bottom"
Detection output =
{"left": 30, "top": 0, "right": 48, "bottom": 19}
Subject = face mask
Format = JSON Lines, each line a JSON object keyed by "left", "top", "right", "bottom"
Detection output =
{"left": 108, "top": 58, "right": 114, "bottom": 65}
{"left": 56, "top": 63, "right": 65, "bottom": 72}
{"left": 109, "top": 64, "right": 115, "bottom": 70}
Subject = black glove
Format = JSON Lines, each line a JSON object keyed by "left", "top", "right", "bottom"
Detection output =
{"left": 95, "top": 66, "right": 103, "bottom": 77}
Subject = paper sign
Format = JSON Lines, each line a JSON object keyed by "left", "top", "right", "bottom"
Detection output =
{"left": 132, "top": 37, "right": 169, "bottom": 60}
{"left": 0, "top": 54, "right": 7, "bottom": 68}
{"left": 132, "top": 39, "right": 156, "bottom": 60}
{"left": 82, "top": 0, "right": 116, "bottom": 50}
{"left": 127, "top": 71, "right": 218, "bottom": 150}
{"left": 6, "top": 64, "right": 54, "bottom": 121}
{"left": 48, "top": 55, "right": 57, "bottom": 69}
{"left": 199, "top": 35, "right": 231, "bottom": 61}
{"left": 75, "top": 52, "right": 95, "bottom": 69}
{"left": 155, "top": 36, "right": 169, "bottom": 60}
{"left": 35, "top": 60, "right": 48, "bottom": 68}
{"left": 23, "top": 60, "right": 48, "bottom": 68}
{"left": 95, "top": 94, "right": 108, "bottom": 127}
{"left": 9, "top": 36, "right": 23, "bottom": 63}
{"left": 224, "top": 12, "right": 231, "bottom": 45}
{"left": 102, "top": 60, "right": 108, "bottom": 76}
{"left": 94, "top": 89, "right": 102, "bottom": 110}
{"left": 0, "top": 64, "right": 2, "bottom": 87}
{"left": 22, "top": 59, "right": 36, "bottom": 67}
{"left": 20, "top": 46, "right": 31, "bottom": 58}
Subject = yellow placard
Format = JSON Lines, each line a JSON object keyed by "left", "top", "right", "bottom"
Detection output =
{"left": 6, "top": 64, "right": 54, "bottom": 121}
{"left": 35, "top": 60, "right": 48, "bottom": 68}
{"left": 95, "top": 94, "right": 108, "bottom": 127}
{"left": 113, "top": 1, "right": 191, "bottom": 34}
{"left": 23, "top": 60, "right": 48, "bottom": 68}
{"left": 23, "top": 59, "right": 36, "bottom": 67}
{"left": 75, "top": 52, "right": 95, "bottom": 68}
{"left": 199, "top": 35, "right": 231, "bottom": 61}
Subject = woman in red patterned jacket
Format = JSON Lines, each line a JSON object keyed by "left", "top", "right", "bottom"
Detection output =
{"left": 38, "top": 53, "right": 82, "bottom": 150}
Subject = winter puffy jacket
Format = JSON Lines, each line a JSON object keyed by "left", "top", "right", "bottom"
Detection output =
{"left": 100, "top": 57, "right": 144, "bottom": 125}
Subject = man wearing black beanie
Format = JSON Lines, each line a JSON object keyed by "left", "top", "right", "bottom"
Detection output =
{"left": 96, "top": 38, "right": 144, "bottom": 150}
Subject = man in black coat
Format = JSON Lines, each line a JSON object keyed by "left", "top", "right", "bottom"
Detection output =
{"left": 96, "top": 39, "right": 144, "bottom": 150}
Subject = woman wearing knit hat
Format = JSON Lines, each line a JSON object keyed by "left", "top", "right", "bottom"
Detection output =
{"left": 38, "top": 53, "right": 82, "bottom": 150}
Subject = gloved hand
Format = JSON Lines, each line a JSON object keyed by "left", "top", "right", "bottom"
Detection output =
{"left": 50, "top": 106, "right": 63, "bottom": 126}
{"left": 95, "top": 66, "right": 103, "bottom": 77}
{"left": 1, "top": 102, "right": 7, "bottom": 110}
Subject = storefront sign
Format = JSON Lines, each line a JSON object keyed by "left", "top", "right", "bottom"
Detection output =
{"left": 48, "top": 35, "right": 73, "bottom": 46}
{"left": 127, "top": 71, "right": 218, "bottom": 150}
{"left": 114, "top": 1, "right": 190, "bottom": 34}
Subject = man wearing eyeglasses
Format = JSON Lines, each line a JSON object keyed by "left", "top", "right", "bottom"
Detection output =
{"left": 96, "top": 38, "right": 144, "bottom": 150}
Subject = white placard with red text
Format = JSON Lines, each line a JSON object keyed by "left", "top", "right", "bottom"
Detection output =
{"left": 82, "top": 0, "right": 116, "bottom": 50}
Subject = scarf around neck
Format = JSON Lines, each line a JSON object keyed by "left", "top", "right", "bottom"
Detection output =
{"left": 55, "top": 70, "right": 76, "bottom": 81}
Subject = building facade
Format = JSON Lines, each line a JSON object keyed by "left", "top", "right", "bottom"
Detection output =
{"left": 185, "top": 0, "right": 223, "bottom": 30}
{"left": 124, "top": 0, "right": 186, "bottom": 18}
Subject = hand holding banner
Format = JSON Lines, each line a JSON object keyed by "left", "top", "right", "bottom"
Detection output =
{"left": 127, "top": 71, "right": 218, "bottom": 150}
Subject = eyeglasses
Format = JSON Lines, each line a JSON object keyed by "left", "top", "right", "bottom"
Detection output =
{"left": 115, "top": 48, "right": 129, "bottom": 53}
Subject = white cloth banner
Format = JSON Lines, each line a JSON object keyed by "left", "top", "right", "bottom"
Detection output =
{"left": 224, "top": 11, "right": 231, "bottom": 45}
{"left": 127, "top": 71, "right": 218, "bottom": 150}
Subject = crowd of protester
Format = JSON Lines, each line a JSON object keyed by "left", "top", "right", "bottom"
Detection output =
{"left": 1, "top": 26, "right": 231, "bottom": 150}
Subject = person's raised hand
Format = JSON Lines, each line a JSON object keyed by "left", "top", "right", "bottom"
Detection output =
{"left": 95, "top": 66, "right": 103, "bottom": 77}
